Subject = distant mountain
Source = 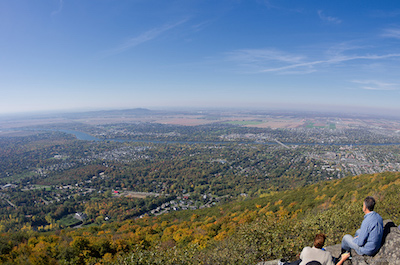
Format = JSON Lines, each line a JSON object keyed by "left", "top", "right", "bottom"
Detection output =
{"left": 63, "top": 108, "right": 154, "bottom": 118}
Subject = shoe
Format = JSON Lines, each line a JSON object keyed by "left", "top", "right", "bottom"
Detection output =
{"left": 278, "top": 258, "right": 286, "bottom": 265}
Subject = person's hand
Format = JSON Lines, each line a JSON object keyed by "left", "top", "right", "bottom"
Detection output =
{"left": 341, "top": 252, "right": 350, "bottom": 261}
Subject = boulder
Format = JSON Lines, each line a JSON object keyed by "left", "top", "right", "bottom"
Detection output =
{"left": 324, "top": 244, "right": 351, "bottom": 265}
{"left": 259, "top": 220, "right": 400, "bottom": 265}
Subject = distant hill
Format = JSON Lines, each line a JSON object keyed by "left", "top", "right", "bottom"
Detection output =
{"left": 63, "top": 108, "right": 154, "bottom": 118}
{"left": 1, "top": 171, "right": 399, "bottom": 264}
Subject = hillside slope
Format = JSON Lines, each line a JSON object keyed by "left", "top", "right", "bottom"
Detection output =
{"left": 1, "top": 171, "right": 399, "bottom": 264}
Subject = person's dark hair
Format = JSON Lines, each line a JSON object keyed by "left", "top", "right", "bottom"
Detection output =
{"left": 364, "top": 196, "right": 376, "bottom": 211}
{"left": 313, "top": 234, "right": 326, "bottom": 249}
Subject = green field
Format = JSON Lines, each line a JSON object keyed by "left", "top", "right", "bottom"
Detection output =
{"left": 58, "top": 214, "right": 82, "bottom": 228}
{"left": 1, "top": 171, "right": 36, "bottom": 183}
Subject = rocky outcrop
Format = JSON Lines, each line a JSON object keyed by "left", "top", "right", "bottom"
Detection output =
{"left": 349, "top": 220, "right": 400, "bottom": 265}
{"left": 259, "top": 220, "right": 400, "bottom": 265}
{"left": 322, "top": 220, "right": 400, "bottom": 265}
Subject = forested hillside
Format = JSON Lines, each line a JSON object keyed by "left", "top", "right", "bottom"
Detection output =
{"left": 1, "top": 171, "right": 399, "bottom": 264}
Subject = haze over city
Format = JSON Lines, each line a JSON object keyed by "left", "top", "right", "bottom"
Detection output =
{"left": 1, "top": 0, "right": 400, "bottom": 115}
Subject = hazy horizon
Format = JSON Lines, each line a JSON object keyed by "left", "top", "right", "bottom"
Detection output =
{"left": 2, "top": 1, "right": 400, "bottom": 115}
{"left": 2, "top": 105, "right": 400, "bottom": 121}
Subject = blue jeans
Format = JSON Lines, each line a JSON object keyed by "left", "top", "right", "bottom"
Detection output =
{"left": 341, "top": 230, "right": 362, "bottom": 255}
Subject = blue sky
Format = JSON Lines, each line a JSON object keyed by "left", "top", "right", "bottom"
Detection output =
{"left": 1, "top": 0, "right": 400, "bottom": 115}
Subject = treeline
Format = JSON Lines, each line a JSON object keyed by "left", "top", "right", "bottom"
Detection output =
{"left": 0, "top": 186, "right": 176, "bottom": 232}
{"left": 0, "top": 172, "right": 399, "bottom": 264}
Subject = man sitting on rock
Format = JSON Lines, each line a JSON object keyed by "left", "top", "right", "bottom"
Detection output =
{"left": 341, "top": 196, "right": 384, "bottom": 260}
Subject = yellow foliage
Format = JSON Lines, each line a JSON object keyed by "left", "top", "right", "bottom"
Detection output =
{"left": 152, "top": 223, "right": 160, "bottom": 231}
{"left": 214, "top": 230, "right": 228, "bottom": 241}
{"left": 264, "top": 210, "right": 274, "bottom": 217}
{"left": 145, "top": 233, "right": 160, "bottom": 244}
{"left": 21, "top": 224, "right": 32, "bottom": 232}
{"left": 102, "top": 252, "right": 114, "bottom": 263}
{"left": 29, "top": 241, "right": 59, "bottom": 265}
{"left": 258, "top": 207, "right": 268, "bottom": 215}
{"left": 204, "top": 216, "right": 217, "bottom": 224}
{"left": 191, "top": 237, "right": 208, "bottom": 249}
{"left": 277, "top": 206, "right": 289, "bottom": 221}
{"left": 191, "top": 214, "right": 199, "bottom": 221}
{"left": 351, "top": 190, "right": 358, "bottom": 203}
{"left": 126, "top": 232, "right": 143, "bottom": 245}
{"left": 28, "top": 237, "right": 39, "bottom": 247}
{"left": 380, "top": 184, "right": 389, "bottom": 191}
{"left": 274, "top": 199, "right": 283, "bottom": 206}
{"left": 318, "top": 200, "right": 331, "bottom": 210}
{"left": 291, "top": 208, "right": 303, "bottom": 219}
{"left": 172, "top": 228, "right": 193, "bottom": 243}
{"left": 118, "top": 222, "right": 135, "bottom": 233}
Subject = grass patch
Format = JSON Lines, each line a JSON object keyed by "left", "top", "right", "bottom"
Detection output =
{"left": 1, "top": 171, "right": 36, "bottom": 183}
{"left": 305, "top": 122, "right": 314, "bottom": 128}
{"left": 58, "top": 214, "right": 82, "bottom": 228}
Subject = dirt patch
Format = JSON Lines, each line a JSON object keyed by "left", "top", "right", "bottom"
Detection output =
{"left": 121, "top": 191, "right": 158, "bottom": 198}
{"left": 155, "top": 117, "right": 217, "bottom": 126}
{"left": 247, "top": 120, "right": 304, "bottom": 129}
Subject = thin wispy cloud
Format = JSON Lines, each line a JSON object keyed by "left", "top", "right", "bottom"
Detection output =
{"left": 261, "top": 53, "right": 400, "bottom": 73}
{"left": 51, "top": 0, "right": 63, "bottom": 16}
{"left": 352, "top": 80, "right": 399, "bottom": 91}
{"left": 192, "top": 20, "right": 214, "bottom": 32}
{"left": 256, "top": 0, "right": 279, "bottom": 10}
{"left": 227, "top": 47, "right": 400, "bottom": 75}
{"left": 382, "top": 28, "right": 400, "bottom": 39}
{"left": 104, "top": 19, "right": 188, "bottom": 56}
{"left": 227, "top": 49, "right": 304, "bottom": 64}
{"left": 225, "top": 49, "right": 310, "bottom": 74}
{"left": 317, "top": 10, "right": 342, "bottom": 24}
{"left": 326, "top": 42, "right": 368, "bottom": 56}
{"left": 371, "top": 10, "right": 400, "bottom": 18}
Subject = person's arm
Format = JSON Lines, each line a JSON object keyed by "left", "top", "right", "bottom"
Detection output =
{"left": 336, "top": 253, "right": 350, "bottom": 265}
{"left": 354, "top": 219, "right": 369, "bottom": 246}
{"left": 354, "top": 229, "right": 361, "bottom": 237}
